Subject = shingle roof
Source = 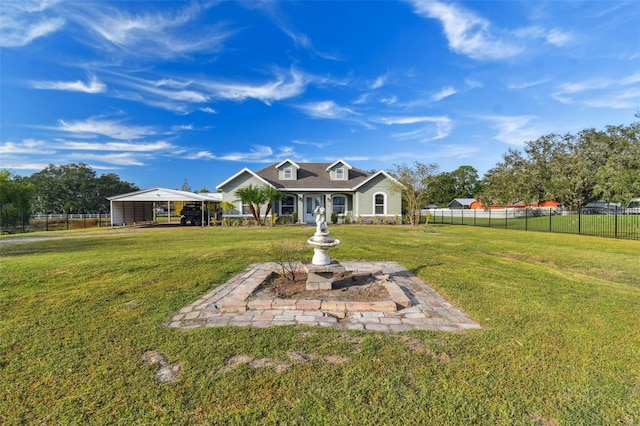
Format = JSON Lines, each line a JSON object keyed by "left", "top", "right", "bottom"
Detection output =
{"left": 255, "top": 162, "right": 371, "bottom": 190}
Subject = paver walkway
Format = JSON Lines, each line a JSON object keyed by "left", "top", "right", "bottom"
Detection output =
{"left": 168, "top": 261, "right": 482, "bottom": 333}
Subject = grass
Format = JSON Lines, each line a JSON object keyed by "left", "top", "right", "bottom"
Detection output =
{"left": 1, "top": 224, "right": 639, "bottom": 424}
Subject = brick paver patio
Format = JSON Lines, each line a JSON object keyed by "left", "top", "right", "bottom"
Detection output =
{"left": 168, "top": 261, "right": 482, "bottom": 333}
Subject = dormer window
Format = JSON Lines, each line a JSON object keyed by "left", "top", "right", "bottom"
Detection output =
{"left": 283, "top": 167, "right": 293, "bottom": 180}
{"left": 335, "top": 167, "right": 344, "bottom": 180}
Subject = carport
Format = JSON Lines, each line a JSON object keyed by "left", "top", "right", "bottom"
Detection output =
{"left": 108, "top": 188, "right": 222, "bottom": 227}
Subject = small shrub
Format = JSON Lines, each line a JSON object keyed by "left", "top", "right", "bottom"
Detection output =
{"left": 270, "top": 214, "right": 279, "bottom": 227}
{"left": 292, "top": 211, "right": 298, "bottom": 224}
{"left": 270, "top": 240, "right": 306, "bottom": 281}
{"left": 344, "top": 213, "right": 352, "bottom": 224}
{"left": 331, "top": 211, "right": 338, "bottom": 224}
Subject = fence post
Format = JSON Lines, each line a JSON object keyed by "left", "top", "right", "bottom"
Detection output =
{"left": 578, "top": 209, "right": 581, "bottom": 235}
{"left": 615, "top": 207, "right": 619, "bottom": 238}
{"left": 488, "top": 209, "right": 491, "bottom": 228}
{"left": 66, "top": 213, "right": 69, "bottom": 230}
{"left": 505, "top": 208, "right": 508, "bottom": 229}
{"left": 549, "top": 208, "right": 552, "bottom": 232}
{"left": 46, "top": 214, "right": 49, "bottom": 232}
{"left": 525, "top": 208, "right": 528, "bottom": 231}
{"left": 474, "top": 209, "right": 477, "bottom": 226}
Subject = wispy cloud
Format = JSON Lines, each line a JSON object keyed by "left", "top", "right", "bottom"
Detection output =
{"left": 212, "top": 145, "right": 274, "bottom": 162}
{"left": 298, "top": 101, "right": 358, "bottom": 120}
{"left": 0, "top": 139, "right": 53, "bottom": 155}
{"left": 242, "top": 1, "right": 341, "bottom": 61}
{"left": 67, "top": 2, "right": 234, "bottom": 60}
{"left": 481, "top": 115, "right": 542, "bottom": 146}
{"left": 507, "top": 79, "right": 549, "bottom": 90}
{"left": 552, "top": 72, "right": 640, "bottom": 108}
{"left": 59, "top": 141, "right": 175, "bottom": 152}
{"left": 72, "top": 152, "right": 147, "bottom": 166}
{"left": 56, "top": 117, "right": 156, "bottom": 140}
{"left": 370, "top": 73, "right": 388, "bottom": 90}
{"left": 31, "top": 75, "right": 106, "bottom": 94}
{"left": 431, "top": 86, "right": 457, "bottom": 101}
{"left": 203, "top": 68, "right": 308, "bottom": 105}
{"left": 0, "top": 1, "right": 65, "bottom": 47}
{"left": 378, "top": 115, "right": 452, "bottom": 141}
{"left": 408, "top": 0, "right": 522, "bottom": 60}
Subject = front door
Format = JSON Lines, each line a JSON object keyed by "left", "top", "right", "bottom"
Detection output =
{"left": 304, "top": 195, "right": 324, "bottom": 223}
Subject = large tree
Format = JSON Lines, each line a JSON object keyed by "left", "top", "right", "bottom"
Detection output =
{"left": 480, "top": 121, "right": 640, "bottom": 209}
{"left": 428, "top": 165, "right": 481, "bottom": 205}
{"left": 389, "top": 162, "right": 439, "bottom": 225}
{"left": 28, "top": 163, "right": 138, "bottom": 213}
{"left": 0, "top": 170, "right": 34, "bottom": 232}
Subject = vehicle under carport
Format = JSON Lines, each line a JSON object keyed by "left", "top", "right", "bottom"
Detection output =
{"left": 107, "top": 188, "right": 221, "bottom": 227}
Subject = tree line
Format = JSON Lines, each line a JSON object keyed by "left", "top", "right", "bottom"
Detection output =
{"left": 1, "top": 164, "right": 138, "bottom": 232}
{"left": 390, "top": 121, "right": 639, "bottom": 223}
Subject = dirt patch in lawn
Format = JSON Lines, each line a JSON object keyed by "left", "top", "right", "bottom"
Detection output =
{"left": 249, "top": 271, "right": 389, "bottom": 302}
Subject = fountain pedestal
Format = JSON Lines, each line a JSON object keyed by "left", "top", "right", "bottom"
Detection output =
{"left": 305, "top": 206, "right": 342, "bottom": 290}
{"left": 302, "top": 261, "right": 346, "bottom": 290}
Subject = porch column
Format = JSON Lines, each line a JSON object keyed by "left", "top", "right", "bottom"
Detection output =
{"left": 297, "top": 194, "right": 304, "bottom": 224}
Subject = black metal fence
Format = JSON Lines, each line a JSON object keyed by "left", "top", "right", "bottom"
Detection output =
{"left": 426, "top": 208, "right": 639, "bottom": 241}
{"left": 4, "top": 214, "right": 111, "bottom": 234}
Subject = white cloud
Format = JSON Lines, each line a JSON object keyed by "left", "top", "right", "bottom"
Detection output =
{"left": 482, "top": 115, "right": 542, "bottom": 146}
{"left": 69, "top": 2, "right": 234, "bottom": 59}
{"left": 73, "top": 152, "right": 146, "bottom": 166}
{"left": 370, "top": 73, "right": 388, "bottom": 89}
{"left": 378, "top": 115, "right": 452, "bottom": 141}
{"left": 31, "top": 75, "right": 106, "bottom": 94}
{"left": 298, "top": 101, "right": 358, "bottom": 120}
{"left": 185, "top": 151, "right": 216, "bottom": 160}
{"left": 552, "top": 72, "right": 640, "bottom": 108}
{"left": 214, "top": 145, "right": 274, "bottom": 162}
{"left": 431, "top": 86, "right": 457, "bottom": 101}
{"left": 59, "top": 141, "right": 175, "bottom": 152}
{"left": 0, "top": 139, "right": 52, "bottom": 155}
{"left": 408, "top": 0, "right": 522, "bottom": 60}
{"left": 0, "top": 1, "right": 65, "bottom": 47}
{"left": 203, "top": 68, "right": 308, "bottom": 105}
{"left": 56, "top": 117, "right": 156, "bottom": 140}
{"left": 200, "top": 107, "right": 217, "bottom": 114}
{"left": 507, "top": 79, "right": 549, "bottom": 90}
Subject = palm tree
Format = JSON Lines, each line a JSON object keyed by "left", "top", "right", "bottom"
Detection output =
{"left": 261, "top": 185, "right": 282, "bottom": 225}
{"left": 235, "top": 185, "right": 266, "bottom": 226}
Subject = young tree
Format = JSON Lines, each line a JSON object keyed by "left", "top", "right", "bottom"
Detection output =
{"left": 235, "top": 184, "right": 267, "bottom": 225}
{"left": 261, "top": 185, "right": 282, "bottom": 225}
{"left": 389, "top": 162, "right": 439, "bottom": 225}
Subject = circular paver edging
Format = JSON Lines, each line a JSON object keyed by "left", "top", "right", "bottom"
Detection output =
{"left": 167, "top": 261, "right": 482, "bottom": 333}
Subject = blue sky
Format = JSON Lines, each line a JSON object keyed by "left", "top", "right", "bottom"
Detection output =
{"left": 1, "top": 1, "right": 638, "bottom": 191}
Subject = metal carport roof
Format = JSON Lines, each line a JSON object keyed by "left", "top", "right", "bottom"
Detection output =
{"left": 108, "top": 188, "right": 222, "bottom": 227}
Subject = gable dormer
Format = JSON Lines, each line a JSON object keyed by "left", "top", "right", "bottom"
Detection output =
{"left": 275, "top": 159, "right": 300, "bottom": 181}
{"left": 326, "top": 160, "right": 353, "bottom": 181}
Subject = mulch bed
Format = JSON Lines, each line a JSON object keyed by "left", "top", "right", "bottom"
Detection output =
{"left": 249, "top": 272, "right": 389, "bottom": 302}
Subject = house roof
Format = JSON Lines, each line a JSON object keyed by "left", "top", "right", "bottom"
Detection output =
{"left": 448, "top": 198, "right": 477, "bottom": 206}
{"left": 255, "top": 162, "right": 371, "bottom": 190}
{"left": 216, "top": 167, "right": 274, "bottom": 190}
{"left": 108, "top": 187, "right": 222, "bottom": 202}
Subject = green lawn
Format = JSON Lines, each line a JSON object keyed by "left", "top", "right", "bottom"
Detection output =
{"left": 1, "top": 225, "right": 639, "bottom": 424}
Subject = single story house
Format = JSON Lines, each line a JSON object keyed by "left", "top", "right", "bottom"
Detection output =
{"left": 216, "top": 159, "right": 402, "bottom": 223}
{"left": 447, "top": 198, "right": 481, "bottom": 209}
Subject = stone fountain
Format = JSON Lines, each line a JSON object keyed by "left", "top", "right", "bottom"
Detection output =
{"left": 303, "top": 206, "right": 345, "bottom": 290}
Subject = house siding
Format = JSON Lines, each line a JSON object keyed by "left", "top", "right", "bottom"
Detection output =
{"left": 218, "top": 173, "right": 269, "bottom": 215}
{"left": 354, "top": 174, "right": 401, "bottom": 216}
